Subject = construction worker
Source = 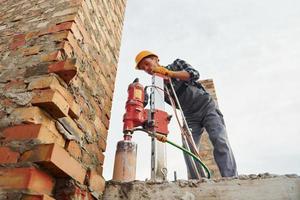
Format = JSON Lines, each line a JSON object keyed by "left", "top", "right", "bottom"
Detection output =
{"left": 135, "top": 50, "right": 237, "bottom": 178}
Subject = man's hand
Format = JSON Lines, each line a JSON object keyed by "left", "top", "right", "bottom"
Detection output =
{"left": 152, "top": 66, "right": 173, "bottom": 77}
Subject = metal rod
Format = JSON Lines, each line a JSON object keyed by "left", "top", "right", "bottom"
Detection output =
{"left": 150, "top": 75, "right": 167, "bottom": 181}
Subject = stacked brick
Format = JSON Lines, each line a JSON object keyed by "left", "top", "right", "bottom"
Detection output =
{"left": 198, "top": 79, "right": 222, "bottom": 178}
{"left": 0, "top": 0, "right": 126, "bottom": 199}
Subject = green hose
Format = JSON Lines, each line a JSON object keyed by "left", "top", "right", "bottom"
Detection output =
{"left": 166, "top": 139, "right": 211, "bottom": 179}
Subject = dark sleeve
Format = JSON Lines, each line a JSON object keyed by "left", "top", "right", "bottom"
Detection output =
{"left": 166, "top": 59, "right": 200, "bottom": 82}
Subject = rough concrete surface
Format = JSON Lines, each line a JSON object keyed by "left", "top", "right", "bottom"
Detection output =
{"left": 103, "top": 173, "right": 300, "bottom": 200}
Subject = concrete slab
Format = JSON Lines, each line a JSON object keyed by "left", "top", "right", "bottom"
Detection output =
{"left": 103, "top": 174, "right": 300, "bottom": 200}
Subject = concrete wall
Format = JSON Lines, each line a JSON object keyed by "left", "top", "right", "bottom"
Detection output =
{"left": 0, "top": 0, "right": 126, "bottom": 199}
{"left": 103, "top": 174, "right": 300, "bottom": 200}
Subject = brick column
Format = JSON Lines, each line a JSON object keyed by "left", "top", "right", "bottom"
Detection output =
{"left": 199, "top": 79, "right": 222, "bottom": 178}
{"left": 0, "top": 0, "right": 127, "bottom": 199}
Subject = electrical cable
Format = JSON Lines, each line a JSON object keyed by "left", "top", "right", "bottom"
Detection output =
{"left": 132, "top": 128, "right": 211, "bottom": 179}
{"left": 166, "top": 139, "right": 211, "bottom": 179}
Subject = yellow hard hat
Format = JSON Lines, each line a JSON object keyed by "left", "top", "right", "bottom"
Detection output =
{"left": 135, "top": 50, "right": 158, "bottom": 69}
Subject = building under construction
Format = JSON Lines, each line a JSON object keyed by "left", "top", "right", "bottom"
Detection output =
{"left": 0, "top": 0, "right": 299, "bottom": 199}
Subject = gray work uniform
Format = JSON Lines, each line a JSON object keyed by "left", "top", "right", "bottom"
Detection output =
{"left": 165, "top": 59, "right": 237, "bottom": 178}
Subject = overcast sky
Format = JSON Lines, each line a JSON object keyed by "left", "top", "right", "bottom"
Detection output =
{"left": 103, "top": 0, "right": 300, "bottom": 180}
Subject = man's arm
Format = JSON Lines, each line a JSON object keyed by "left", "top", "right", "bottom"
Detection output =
{"left": 169, "top": 70, "right": 191, "bottom": 81}
{"left": 166, "top": 59, "right": 200, "bottom": 82}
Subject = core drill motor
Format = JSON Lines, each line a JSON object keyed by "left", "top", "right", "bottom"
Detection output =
{"left": 123, "top": 78, "right": 170, "bottom": 138}
{"left": 112, "top": 78, "right": 171, "bottom": 181}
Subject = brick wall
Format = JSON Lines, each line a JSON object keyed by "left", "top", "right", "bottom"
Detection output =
{"left": 0, "top": 0, "right": 126, "bottom": 199}
{"left": 199, "top": 79, "right": 222, "bottom": 178}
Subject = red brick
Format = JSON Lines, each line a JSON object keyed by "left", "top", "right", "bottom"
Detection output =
{"left": 0, "top": 167, "right": 54, "bottom": 195}
{"left": 0, "top": 146, "right": 20, "bottom": 164}
{"left": 97, "top": 136, "right": 107, "bottom": 152}
{"left": 85, "top": 143, "right": 99, "bottom": 155}
{"left": 0, "top": 98, "right": 14, "bottom": 107}
{"left": 9, "top": 107, "right": 65, "bottom": 145}
{"left": 101, "top": 112, "right": 110, "bottom": 129}
{"left": 13, "top": 34, "right": 26, "bottom": 40}
{"left": 74, "top": 17, "right": 92, "bottom": 45}
{"left": 94, "top": 116, "right": 108, "bottom": 139}
{"left": 55, "top": 14, "right": 77, "bottom": 24}
{"left": 20, "top": 143, "right": 86, "bottom": 184}
{"left": 31, "top": 89, "right": 70, "bottom": 118}
{"left": 66, "top": 31, "right": 84, "bottom": 61}
{"left": 38, "top": 22, "right": 73, "bottom": 37}
{"left": 70, "top": 22, "right": 83, "bottom": 42}
{"left": 0, "top": 110, "right": 6, "bottom": 119}
{"left": 22, "top": 194, "right": 55, "bottom": 200}
{"left": 89, "top": 98, "right": 102, "bottom": 118}
{"left": 97, "top": 152, "right": 105, "bottom": 165}
{"left": 25, "top": 31, "right": 39, "bottom": 40}
{"left": 51, "top": 31, "right": 70, "bottom": 41}
{"left": 82, "top": 153, "right": 93, "bottom": 166}
{"left": 48, "top": 59, "right": 77, "bottom": 83}
{"left": 55, "top": 184, "right": 93, "bottom": 200}
{"left": 69, "top": 101, "right": 81, "bottom": 119}
{"left": 28, "top": 76, "right": 75, "bottom": 110}
{"left": 99, "top": 74, "right": 113, "bottom": 97}
{"left": 61, "top": 41, "right": 73, "bottom": 57}
{"left": 9, "top": 34, "right": 26, "bottom": 50}
{"left": 23, "top": 45, "right": 42, "bottom": 56}
{"left": 96, "top": 165, "right": 103, "bottom": 175}
{"left": 9, "top": 107, "right": 42, "bottom": 124}
{"left": 77, "top": 115, "right": 97, "bottom": 138}
{"left": 81, "top": 71, "right": 93, "bottom": 89}
{"left": 65, "top": 141, "right": 82, "bottom": 160}
{"left": 76, "top": 95, "right": 89, "bottom": 115}
{"left": 87, "top": 169, "right": 105, "bottom": 193}
{"left": 28, "top": 75, "right": 61, "bottom": 90}
{"left": 2, "top": 124, "right": 65, "bottom": 147}
{"left": 51, "top": 22, "right": 73, "bottom": 33}
{"left": 9, "top": 40, "right": 25, "bottom": 50}
{"left": 4, "top": 79, "right": 26, "bottom": 91}
{"left": 40, "top": 50, "right": 64, "bottom": 62}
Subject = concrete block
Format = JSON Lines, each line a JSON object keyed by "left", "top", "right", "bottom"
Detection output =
{"left": 103, "top": 176, "right": 300, "bottom": 200}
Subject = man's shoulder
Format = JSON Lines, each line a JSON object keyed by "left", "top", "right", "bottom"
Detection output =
{"left": 167, "top": 58, "right": 186, "bottom": 67}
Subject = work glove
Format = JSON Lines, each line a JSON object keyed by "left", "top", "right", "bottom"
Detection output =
{"left": 152, "top": 66, "right": 173, "bottom": 77}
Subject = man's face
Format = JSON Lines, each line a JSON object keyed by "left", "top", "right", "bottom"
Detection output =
{"left": 138, "top": 56, "right": 158, "bottom": 75}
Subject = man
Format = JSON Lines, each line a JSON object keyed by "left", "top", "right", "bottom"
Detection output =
{"left": 135, "top": 50, "right": 237, "bottom": 178}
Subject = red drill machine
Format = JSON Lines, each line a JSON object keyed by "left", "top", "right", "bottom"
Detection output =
{"left": 122, "top": 78, "right": 170, "bottom": 139}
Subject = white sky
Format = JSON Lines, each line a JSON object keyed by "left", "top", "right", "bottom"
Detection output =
{"left": 103, "top": 0, "right": 300, "bottom": 180}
